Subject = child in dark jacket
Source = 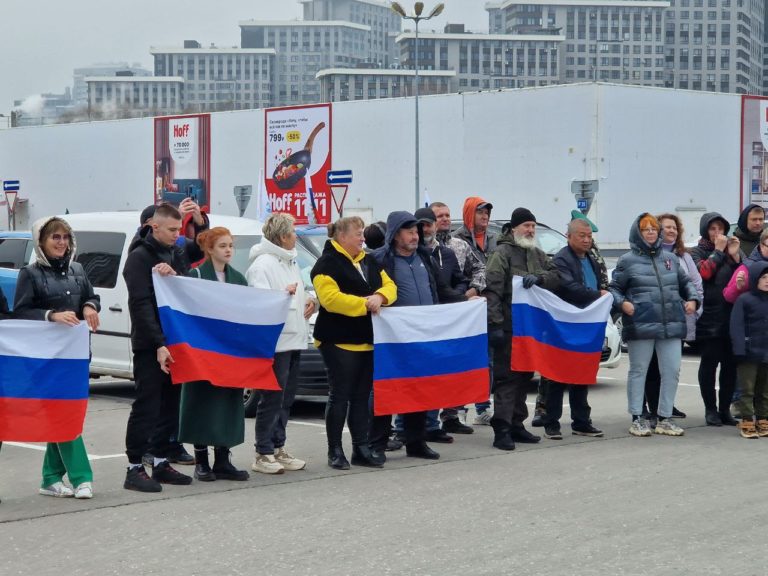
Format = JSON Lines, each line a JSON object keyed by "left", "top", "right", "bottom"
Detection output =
{"left": 730, "top": 261, "right": 768, "bottom": 438}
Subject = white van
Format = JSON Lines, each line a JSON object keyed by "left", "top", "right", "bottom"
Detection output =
{"left": 31, "top": 212, "right": 320, "bottom": 384}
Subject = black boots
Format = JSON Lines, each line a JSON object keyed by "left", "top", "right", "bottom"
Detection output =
{"left": 193, "top": 447, "right": 216, "bottom": 482}
{"left": 328, "top": 446, "right": 350, "bottom": 470}
{"left": 705, "top": 409, "right": 722, "bottom": 426}
{"left": 212, "top": 447, "right": 249, "bottom": 481}
{"left": 490, "top": 418, "right": 516, "bottom": 451}
{"left": 405, "top": 442, "right": 440, "bottom": 459}
{"left": 351, "top": 445, "right": 384, "bottom": 468}
{"left": 719, "top": 408, "right": 738, "bottom": 426}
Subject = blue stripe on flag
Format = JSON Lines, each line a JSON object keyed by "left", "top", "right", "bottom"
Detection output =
{"left": 0, "top": 355, "right": 90, "bottom": 399}
{"left": 511, "top": 303, "right": 605, "bottom": 354}
{"left": 158, "top": 306, "right": 284, "bottom": 359}
{"left": 373, "top": 333, "right": 488, "bottom": 381}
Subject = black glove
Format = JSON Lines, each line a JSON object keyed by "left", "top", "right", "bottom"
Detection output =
{"left": 488, "top": 327, "right": 505, "bottom": 348}
{"left": 522, "top": 274, "right": 539, "bottom": 289}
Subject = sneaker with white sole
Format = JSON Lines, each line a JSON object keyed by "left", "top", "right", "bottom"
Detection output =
{"left": 74, "top": 482, "right": 93, "bottom": 499}
{"left": 274, "top": 447, "right": 306, "bottom": 471}
{"left": 629, "top": 418, "right": 652, "bottom": 437}
{"left": 39, "top": 481, "right": 74, "bottom": 498}
{"left": 473, "top": 411, "right": 494, "bottom": 426}
{"left": 654, "top": 418, "right": 684, "bottom": 436}
{"left": 252, "top": 454, "right": 285, "bottom": 474}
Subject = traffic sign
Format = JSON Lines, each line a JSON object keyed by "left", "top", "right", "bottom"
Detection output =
{"left": 3, "top": 180, "right": 20, "bottom": 192}
{"left": 577, "top": 198, "right": 588, "bottom": 211}
{"left": 327, "top": 170, "right": 352, "bottom": 185}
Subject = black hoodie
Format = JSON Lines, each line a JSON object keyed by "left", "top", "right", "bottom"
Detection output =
{"left": 733, "top": 203, "right": 766, "bottom": 257}
{"left": 123, "top": 227, "right": 187, "bottom": 351}
{"left": 730, "top": 261, "right": 768, "bottom": 362}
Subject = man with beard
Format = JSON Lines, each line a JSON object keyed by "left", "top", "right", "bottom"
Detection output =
{"left": 484, "top": 208, "right": 560, "bottom": 450}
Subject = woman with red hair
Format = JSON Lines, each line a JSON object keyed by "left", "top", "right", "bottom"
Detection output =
{"left": 178, "top": 227, "right": 249, "bottom": 482}
{"left": 609, "top": 214, "right": 700, "bottom": 438}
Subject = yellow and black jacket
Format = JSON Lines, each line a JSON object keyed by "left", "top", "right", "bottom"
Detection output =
{"left": 311, "top": 239, "right": 397, "bottom": 351}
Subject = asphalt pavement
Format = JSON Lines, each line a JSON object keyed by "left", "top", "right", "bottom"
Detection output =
{"left": 1, "top": 352, "right": 765, "bottom": 576}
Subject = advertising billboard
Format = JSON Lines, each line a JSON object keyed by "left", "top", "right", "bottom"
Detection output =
{"left": 264, "top": 103, "right": 331, "bottom": 225}
{"left": 154, "top": 114, "right": 211, "bottom": 208}
{"left": 740, "top": 96, "right": 768, "bottom": 211}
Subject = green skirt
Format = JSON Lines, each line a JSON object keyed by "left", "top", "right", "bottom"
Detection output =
{"left": 178, "top": 381, "right": 245, "bottom": 448}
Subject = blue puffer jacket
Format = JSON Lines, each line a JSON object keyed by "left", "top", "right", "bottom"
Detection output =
{"left": 609, "top": 213, "right": 700, "bottom": 341}
{"left": 730, "top": 260, "right": 768, "bottom": 362}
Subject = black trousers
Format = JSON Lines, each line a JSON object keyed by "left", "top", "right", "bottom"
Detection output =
{"left": 697, "top": 336, "right": 737, "bottom": 412}
{"left": 492, "top": 336, "right": 531, "bottom": 429}
{"left": 320, "top": 345, "right": 372, "bottom": 449}
{"left": 125, "top": 350, "right": 181, "bottom": 464}
{"left": 370, "top": 411, "right": 427, "bottom": 451}
{"left": 540, "top": 378, "right": 591, "bottom": 430}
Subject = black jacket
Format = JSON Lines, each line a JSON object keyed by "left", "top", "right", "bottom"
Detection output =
{"left": 553, "top": 245, "right": 603, "bottom": 308}
{"left": 0, "top": 289, "right": 9, "bottom": 317}
{"left": 689, "top": 212, "right": 743, "bottom": 340}
{"left": 131, "top": 222, "right": 206, "bottom": 276}
{"left": 14, "top": 260, "right": 101, "bottom": 321}
{"left": 730, "top": 261, "right": 768, "bottom": 362}
{"left": 426, "top": 241, "right": 469, "bottom": 294}
{"left": 733, "top": 203, "right": 765, "bottom": 258}
{"left": 123, "top": 228, "right": 187, "bottom": 351}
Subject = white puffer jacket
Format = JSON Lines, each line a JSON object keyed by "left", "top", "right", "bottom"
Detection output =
{"left": 246, "top": 237, "right": 310, "bottom": 352}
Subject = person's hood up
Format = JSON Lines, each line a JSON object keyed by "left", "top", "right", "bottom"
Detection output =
{"left": 747, "top": 243, "right": 768, "bottom": 264}
{"left": 461, "top": 196, "right": 491, "bottom": 234}
{"left": 749, "top": 260, "right": 768, "bottom": 294}
{"left": 249, "top": 236, "right": 297, "bottom": 264}
{"left": 736, "top": 203, "right": 765, "bottom": 238}
{"left": 31, "top": 216, "right": 76, "bottom": 268}
{"left": 629, "top": 212, "right": 662, "bottom": 254}
{"left": 384, "top": 211, "right": 418, "bottom": 247}
{"left": 698, "top": 212, "right": 730, "bottom": 239}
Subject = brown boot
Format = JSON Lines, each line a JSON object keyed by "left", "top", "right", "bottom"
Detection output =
{"left": 756, "top": 419, "right": 768, "bottom": 437}
{"left": 739, "top": 419, "right": 759, "bottom": 439}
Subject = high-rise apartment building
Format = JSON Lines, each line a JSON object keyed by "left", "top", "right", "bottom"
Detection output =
{"left": 151, "top": 42, "right": 276, "bottom": 111}
{"left": 73, "top": 63, "right": 151, "bottom": 105}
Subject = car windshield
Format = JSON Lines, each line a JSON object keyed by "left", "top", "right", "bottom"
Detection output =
{"left": 483, "top": 222, "right": 568, "bottom": 256}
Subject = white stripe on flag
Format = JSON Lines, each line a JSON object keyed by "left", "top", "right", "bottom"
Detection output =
{"left": 153, "top": 273, "right": 291, "bottom": 326}
{"left": 511, "top": 276, "right": 612, "bottom": 324}
{"left": 0, "top": 321, "right": 89, "bottom": 360}
{"left": 372, "top": 299, "right": 487, "bottom": 344}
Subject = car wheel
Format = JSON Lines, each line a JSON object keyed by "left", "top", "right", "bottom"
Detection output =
{"left": 613, "top": 316, "right": 628, "bottom": 353}
{"left": 243, "top": 388, "right": 258, "bottom": 418}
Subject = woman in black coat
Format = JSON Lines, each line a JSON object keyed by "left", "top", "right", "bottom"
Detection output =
{"left": 14, "top": 216, "right": 100, "bottom": 499}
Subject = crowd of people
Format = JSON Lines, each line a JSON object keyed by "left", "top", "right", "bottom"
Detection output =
{"left": 2, "top": 197, "right": 767, "bottom": 501}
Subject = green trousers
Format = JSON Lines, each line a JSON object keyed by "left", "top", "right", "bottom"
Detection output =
{"left": 41, "top": 436, "right": 93, "bottom": 488}
{"left": 736, "top": 362, "right": 768, "bottom": 420}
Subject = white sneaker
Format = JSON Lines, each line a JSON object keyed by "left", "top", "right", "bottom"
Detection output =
{"left": 39, "top": 481, "right": 74, "bottom": 498}
{"left": 654, "top": 418, "right": 684, "bottom": 436}
{"left": 629, "top": 418, "right": 652, "bottom": 437}
{"left": 251, "top": 454, "right": 285, "bottom": 475}
{"left": 274, "top": 447, "right": 306, "bottom": 471}
{"left": 473, "top": 411, "right": 494, "bottom": 426}
{"left": 74, "top": 482, "right": 93, "bottom": 499}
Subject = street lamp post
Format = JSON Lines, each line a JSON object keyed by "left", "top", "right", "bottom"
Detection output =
{"left": 391, "top": 2, "right": 445, "bottom": 210}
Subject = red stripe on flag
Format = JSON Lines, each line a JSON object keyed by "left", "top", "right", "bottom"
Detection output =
{"left": 0, "top": 398, "right": 87, "bottom": 442}
{"left": 373, "top": 368, "right": 489, "bottom": 416}
{"left": 511, "top": 336, "right": 601, "bottom": 384}
{"left": 167, "top": 343, "right": 281, "bottom": 390}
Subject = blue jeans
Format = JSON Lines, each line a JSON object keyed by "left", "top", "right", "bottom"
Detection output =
{"left": 627, "top": 338, "right": 682, "bottom": 419}
{"left": 394, "top": 410, "right": 441, "bottom": 433}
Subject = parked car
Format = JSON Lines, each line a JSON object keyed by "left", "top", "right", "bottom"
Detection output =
{"left": 0, "top": 231, "right": 33, "bottom": 309}
{"left": 295, "top": 224, "right": 328, "bottom": 257}
{"left": 17, "top": 212, "right": 327, "bottom": 415}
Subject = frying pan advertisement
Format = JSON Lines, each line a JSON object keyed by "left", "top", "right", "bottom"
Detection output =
{"left": 265, "top": 103, "right": 332, "bottom": 225}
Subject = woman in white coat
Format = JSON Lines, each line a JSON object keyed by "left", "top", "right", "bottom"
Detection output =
{"left": 247, "top": 213, "right": 316, "bottom": 474}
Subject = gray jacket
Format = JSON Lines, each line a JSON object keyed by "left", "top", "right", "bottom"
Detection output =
{"left": 609, "top": 214, "right": 700, "bottom": 341}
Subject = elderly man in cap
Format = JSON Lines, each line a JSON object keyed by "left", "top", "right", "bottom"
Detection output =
{"left": 484, "top": 208, "right": 560, "bottom": 450}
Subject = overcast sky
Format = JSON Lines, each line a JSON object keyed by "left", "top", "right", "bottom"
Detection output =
{"left": 0, "top": 0, "right": 489, "bottom": 112}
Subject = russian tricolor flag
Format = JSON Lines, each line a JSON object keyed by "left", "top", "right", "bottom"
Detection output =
{"left": 511, "top": 276, "right": 612, "bottom": 385}
{"left": 372, "top": 300, "right": 490, "bottom": 416}
{"left": 0, "top": 321, "right": 90, "bottom": 442}
{"left": 153, "top": 273, "right": 291, "bottom": 390}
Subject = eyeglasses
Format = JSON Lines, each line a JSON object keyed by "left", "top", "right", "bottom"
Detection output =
{"left": 640, "top": 228, "right": 658, "bottom": 234}
{"left": 50, "top": 234, "right": 71, "bottom": 242}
